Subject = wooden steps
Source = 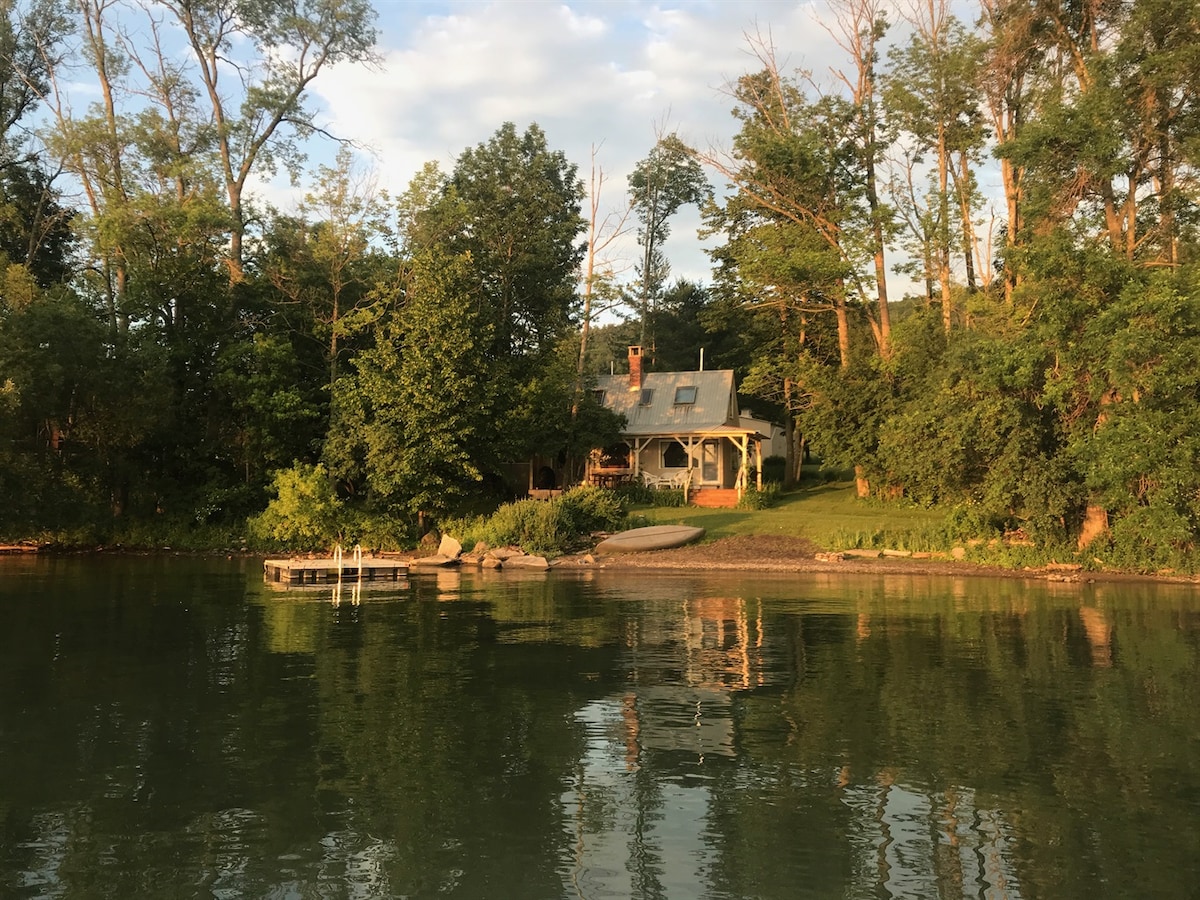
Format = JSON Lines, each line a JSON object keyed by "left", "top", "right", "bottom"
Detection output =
{"left": 689, "top": 488, "right": 740, "bottom": 508}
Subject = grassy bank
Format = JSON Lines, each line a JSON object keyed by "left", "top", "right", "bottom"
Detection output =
{"left": 633, "top": 481, "right": 1184, "bottom": 572}
{"left": 634, "top": 481, "right": 952, "bottom": 552}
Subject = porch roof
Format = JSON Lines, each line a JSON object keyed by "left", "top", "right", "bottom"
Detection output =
{"left": 625, "top": 424, "right": 767, "bottom": 443}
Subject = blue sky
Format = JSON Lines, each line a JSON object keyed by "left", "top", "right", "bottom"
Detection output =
{"left": 288, "top": 1, "right": 852, "bottom": 289}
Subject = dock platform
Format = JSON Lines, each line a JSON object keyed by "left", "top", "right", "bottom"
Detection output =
{"left": 264, "top": 556, "right": 409, "bottom": 585}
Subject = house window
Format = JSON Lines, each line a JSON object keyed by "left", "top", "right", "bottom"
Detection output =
{"left": 662, "top": 442, "right": 689, "bottom": 468}
{"left": 674, "top": 385, "right": 697, "bottom": 405}
{"left": 639, "top": 388, "right": 653, "bottom": 406}
{"left": 599, "top": 442, "right": 630, "bottom": 468}
{"left": 592, "top": 388, "right": 606, "bottom": 405}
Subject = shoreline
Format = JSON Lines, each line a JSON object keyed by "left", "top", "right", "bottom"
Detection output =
{"left": 5, "top": 536, "right": 1200, "bottom": 587}
{"left": 547, "top": 534, "right": 1200, "bottom": 587}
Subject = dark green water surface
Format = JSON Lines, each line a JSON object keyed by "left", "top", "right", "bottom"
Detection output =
{"left": 2, "top": 556, "right": 1199, "bottom": 899}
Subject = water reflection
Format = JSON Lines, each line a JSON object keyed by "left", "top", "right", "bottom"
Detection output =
{"left": 559, "top": 587, "right": 1037, "bottom": 899}
{"left": 1, "top": 559, "right": 1198, "bottom": 899}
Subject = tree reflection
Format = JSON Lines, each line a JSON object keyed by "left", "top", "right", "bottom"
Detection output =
{"left": 1, "top": 561, "right": 1198, "bottom": 899}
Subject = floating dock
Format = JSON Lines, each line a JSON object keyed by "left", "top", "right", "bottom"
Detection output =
{"left": 264, "top": 556, "right": 408, "bottom": 585}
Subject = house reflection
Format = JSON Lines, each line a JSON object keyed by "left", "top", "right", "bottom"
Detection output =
{"left": 1078, "top": 605, "right": 1112, "bottom": 667}
{"left": 563, "top": 591, "right": 1028, "bottom": 899}
{"left": 619, "top": 595, "right": 767, "bottom": 764}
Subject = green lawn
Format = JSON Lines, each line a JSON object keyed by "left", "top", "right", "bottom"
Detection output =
{"left": 634, "top": 481, "right": 950, "bottom": 551}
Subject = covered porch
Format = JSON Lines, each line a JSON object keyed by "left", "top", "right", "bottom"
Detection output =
{"left": 586, "top": 426, "right": 766, "bottom": 502}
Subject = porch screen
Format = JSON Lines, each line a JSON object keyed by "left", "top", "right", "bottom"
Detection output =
{"left": 662, "top": 442, "right": 688, "bottom": 468}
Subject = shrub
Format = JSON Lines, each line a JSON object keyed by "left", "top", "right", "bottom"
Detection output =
{"left": 442, "top": 485, "right": 628, "bottom": 556}
{"left": 339, "top": 509, "right": 416, "bottom": 552}
{"left": 557, "top": 484, "right": 626, "bottom": 534}
{"left": 760, "top": 455, "right": 786, "bottom": 484}
{"left": 248, "top": 463, "right": 343, "bottom": 550}
{"left": 617, "top": 482, "right": 687, "bottom": 507}
{"left": 615, "top": 481, "right": 655, "bottom": 506}
{"left": 737, "top": 482, "right": 781, "bottom": 510}
{"left": 649, "top": 488, "right": 687, "bottom": 507}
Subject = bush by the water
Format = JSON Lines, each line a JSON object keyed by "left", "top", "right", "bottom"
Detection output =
{"left": 443, "top": 485, "right": 627, "bottom": 556}
{"left": 249, "top": 464, "right": 343, "bottom": 550}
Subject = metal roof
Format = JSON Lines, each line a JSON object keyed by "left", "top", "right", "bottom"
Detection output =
{"left": 594, "top": 370, "right": 743, "bottom": 436}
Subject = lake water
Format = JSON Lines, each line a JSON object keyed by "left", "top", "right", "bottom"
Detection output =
{"left": 1, "top": 556, "right": 1198, "bottom": 899}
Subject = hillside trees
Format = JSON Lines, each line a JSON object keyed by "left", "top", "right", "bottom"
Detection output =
{"left": 1, "top": 0, "right": 379, "bottom": 527}
{"left": 0, "top": 0, "right": 73, "bottom": 285}
{"left": 0, "top": 0, "right": 98, "bottom": 527}
{"left": 825, "top": 0, "right": 895, "bottom": 354}
{"left": 699, "top": 34, "right": 892, "bottom": 487}
{"left": 319, "top": 123, "right": 607, "bottom": 528}
{"left": 575, "top": 144, "right": 633, "bottom": 405}
{"left": 883, "top": 0, "right": 988, "bottom": 323}
{"left": 695, "top": 1, "right": 1200, "bottom": 559}
{"left": 266, "top": 147, "right": 389, "bottom": 392}
{"left": 918, "top": 0, "right": 1199, "bottom": 554}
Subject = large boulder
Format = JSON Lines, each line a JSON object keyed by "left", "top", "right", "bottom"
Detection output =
{"left": 438, "top": 534, "right": 463, "bottom": 559}
{"left": 410, "top": 554, "right": 458, "bottom": 568}
{"left": 504, "top": 554, "right": 550, "bottom": 570}
{"left": 488, "top": 546, "right": 524, "bottom": 560}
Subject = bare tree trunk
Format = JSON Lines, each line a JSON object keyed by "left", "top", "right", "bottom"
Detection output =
{"left": 938, "top": 123, "right": 953, "bottom": 334}
{"left": 979, "top": 0, "right": 1032, "bottom": 306}
{"left": 835, "top": 291, "right": 851, "bottom": 368}
{"left": 855, "top": 465, "right": 870, "bottom": 499}
{"left": 574, "top": 147, "right": 632, "bottom": 415}
{"left": 784, "top": 411, "right": 798, "bottom": 489}
{"left": 825, "top": 0, "right": 891, "bottom": 356}
{"left": 1078, "top": 505, "right": 1108, "bottom": 549}
{"left": 954, "top": 151, "right": 977, "bottom": 292}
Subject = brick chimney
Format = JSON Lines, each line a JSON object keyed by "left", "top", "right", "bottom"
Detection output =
{"left": 628, "top": 345, "right": 643, "bottom": 390}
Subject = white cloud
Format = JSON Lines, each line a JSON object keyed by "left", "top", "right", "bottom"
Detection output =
{"left": 297, "top": 1, "right": 866, "bottom": 287}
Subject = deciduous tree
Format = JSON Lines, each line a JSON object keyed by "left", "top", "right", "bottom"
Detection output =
{"left": 628, "top": 131, "right": 709, "bottom": 345}
{"left": 446, "top": 122, "right": 586, "bottom": 364}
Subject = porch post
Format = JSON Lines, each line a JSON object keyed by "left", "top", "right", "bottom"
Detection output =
{"left": 685, "top": 436, "right": 695, "bottom": 495}
{"left": 756, "top": 438, "right": 763, "bottom": 490}
{"left": 632, "top": 437, "right": 651, "bottom": 480}
{"left": 736, "top": 435, "right": 749, "bottom": 498}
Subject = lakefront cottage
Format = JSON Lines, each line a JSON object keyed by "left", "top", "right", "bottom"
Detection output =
{"left": 585, "top": 347, "right": 766, "bottom": 508}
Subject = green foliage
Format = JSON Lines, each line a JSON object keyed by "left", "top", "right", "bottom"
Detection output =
{"left": 506, "top": 336, "right": 625, "bottom": 464}
{"left": 795, "top": 352, "right": 895, "bottom": 474}
{"left": 335, "top": 508, "right": 415, "bottom": 553}
{"left": 249, "top": 463, "right": 344, "bottom": 549}
{"left": 446, "top": 122, "right": 586, "bottom": 361}
{"left": 628, "top": 134, "right": 711, "bottom": 327}
{"left": 558, "top": 484, "right": 627, "bottom": 532}
{"left": 443, "top": 485, "right": 627, "bottom": 556}
{"left": 737, "top": 482, "right": 781, "bottom": 510}
{"left": 760, "top": 455, "right": 786, "bottom": 484}
{"left": 327, "top": 247, "right": 499, "bottom": 519}
{"left": 215, "top": 333, "right": 325, "bottom": 483}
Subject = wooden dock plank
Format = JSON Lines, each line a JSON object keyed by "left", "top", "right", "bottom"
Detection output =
{"left": 264, "top": 556, "right": 409, "bottom": 585}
